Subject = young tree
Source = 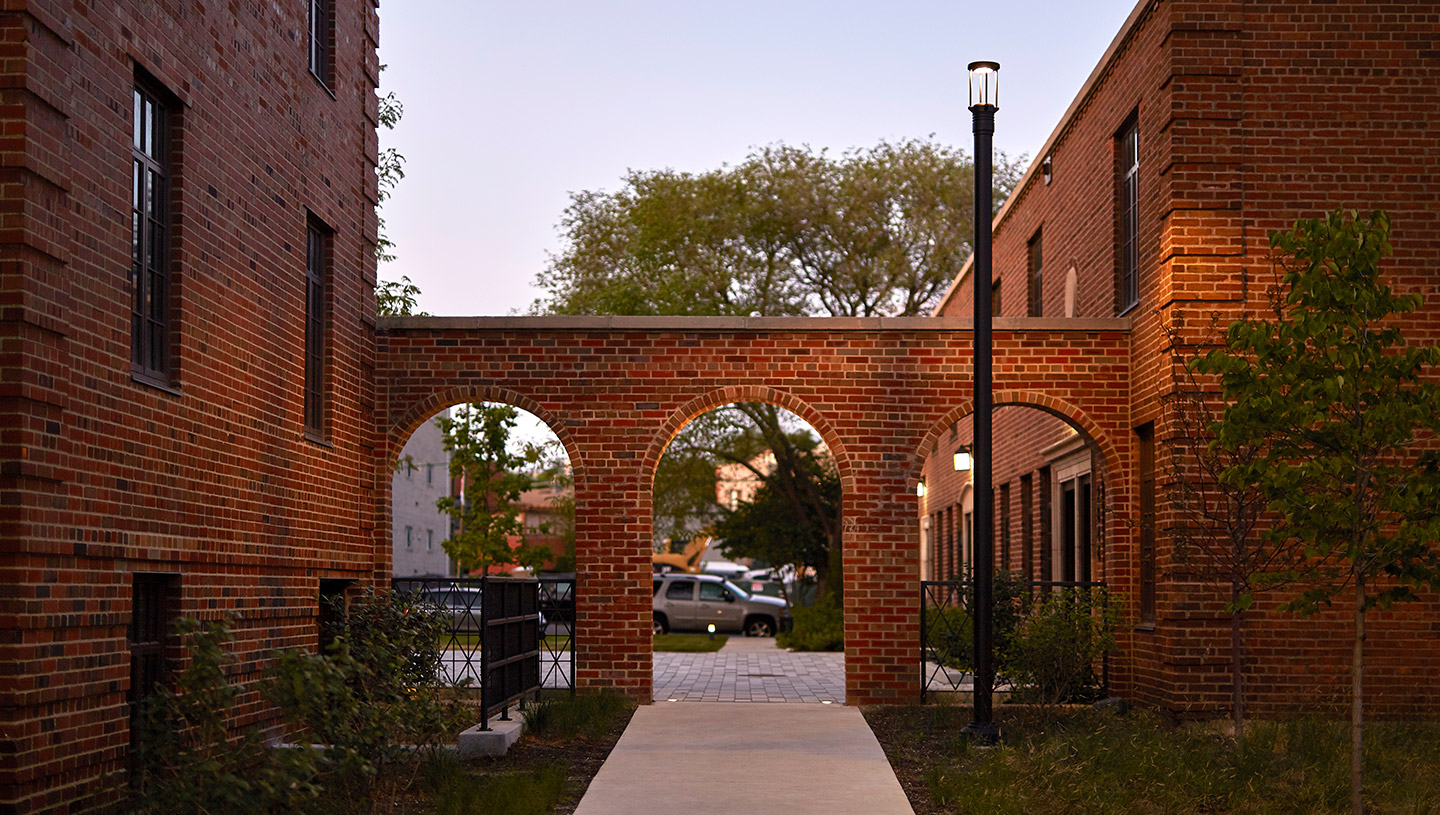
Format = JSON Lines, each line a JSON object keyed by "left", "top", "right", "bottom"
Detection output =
{"left": 1194, "top": 210, "right": 1440, "bottom": 814}
{"left": 1165, "top": 322, "right": 1311, "bottom": 746}
{"left": 435, "top": 403, "right": 551, "bottom": 574}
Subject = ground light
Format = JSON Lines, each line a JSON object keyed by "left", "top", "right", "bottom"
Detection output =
{"left": 962, "top": 58, "right": 1000, "bottom": 745}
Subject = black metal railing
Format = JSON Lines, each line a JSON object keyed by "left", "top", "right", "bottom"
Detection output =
{"left": 394, "top": 574, "right": 575, "bottom": 730}
{"left": 920, "top": 577, "right": 1109, "bottom": 702}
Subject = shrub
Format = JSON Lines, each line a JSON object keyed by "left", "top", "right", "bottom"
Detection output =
{"left": 1002, "top": 587, "right": 1120, "bottom": 706}
{"left": 777, "top": 592, "right": 844, "bottom": 651}
{"left": 924, "top": 571, "right": 1028, "bottom": 673}
{"left": 129, "top": 618, "right": 320, "bottom": 815}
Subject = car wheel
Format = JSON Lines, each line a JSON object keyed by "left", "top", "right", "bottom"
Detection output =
{"left": 745, "top": 616, "right": 776, "bottom": 637}
{"left": 653, "top": 614, "right": 669, "bottom": 636}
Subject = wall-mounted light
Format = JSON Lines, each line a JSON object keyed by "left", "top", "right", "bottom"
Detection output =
{"left": 953, "top": 447, "right": 973, "bottom": 472}
{"left": 1042, "top": 154, "right": 1053, "bottom": 185}
{"left": 967, "top": 61, "right": 1000, "bottom": 110}
{"left": 916, "top": 480, "right": 928, "bottom": 498}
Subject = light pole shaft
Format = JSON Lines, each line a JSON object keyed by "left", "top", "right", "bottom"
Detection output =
{"left": 968, "top": 104, "right": 998, "bottom": 738}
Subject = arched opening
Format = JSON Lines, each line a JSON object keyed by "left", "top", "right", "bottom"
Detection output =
{"left": 914, "top": 395, "right": 1120, "bottom": 702}
{"left": 646, "top": 397, "right": 847, "bottom": 703}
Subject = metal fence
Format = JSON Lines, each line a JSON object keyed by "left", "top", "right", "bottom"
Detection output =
{"left": 920, "top": 577, "right": 1109, "bottom": 702}
{"left": 393, "top": 574, "right": 576, "bottom": 730}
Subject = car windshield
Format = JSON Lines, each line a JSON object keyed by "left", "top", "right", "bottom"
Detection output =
{"left": 722, "top": 579, "right": 750, "bottom": 599}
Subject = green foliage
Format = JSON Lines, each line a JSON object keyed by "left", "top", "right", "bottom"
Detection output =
{"left": 376, "top": 275, "right": 424, "bottom": 317}
{"left": 535, "top": 138, "right": 1024, "bottom": 318}
{"left": 1002, "top": 588, "right": 1121, "bottom": 707}
{"left": 423, "top": 754, "right": 568, "bottom": 815}
{"left": 776, "top": 592, "right": 844, "bottom": 651}
{"left": 436, "top": 403, "right": 551, "bottom": 574}
{"left": 652, "top": 633, "right": 728, "bottom": 652}
{"left": 129, "top": 618, "right": 321, "bottom": 815}
{"left": 1195, "top": 210, "right": 1440, "bottom": 612}
{"left": 924, "top": 571, "right": 1028, "bottom": 674}
{"left": 893, "top": 708, "right": 1440, "bottom": 815}
{"left": 714, "top": 450, "right": 839, "bottom": 598}
{"left": 375, "top": 65, "right": 405, "bottom": 264}
{"left": 520, "top": 691, "right": 636, "bottom": 741}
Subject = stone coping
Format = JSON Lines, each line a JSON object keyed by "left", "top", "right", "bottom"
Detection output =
{"left": 379, "top": 315, "right": 1131, "bottom": 333}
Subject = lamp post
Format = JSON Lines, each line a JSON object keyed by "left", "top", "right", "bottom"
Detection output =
{"left": 962, "top": 59, "right": 1000, "bottom": 743}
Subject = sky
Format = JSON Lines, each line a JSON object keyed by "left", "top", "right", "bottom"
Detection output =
{"left": 376, "top": 0, "right": 1141, "bottom": 318}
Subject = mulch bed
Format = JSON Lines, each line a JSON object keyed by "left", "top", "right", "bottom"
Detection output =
{"left": 861, "top": 705, "right": 967, "bottom": 815}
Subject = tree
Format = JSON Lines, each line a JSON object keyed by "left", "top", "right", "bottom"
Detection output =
{"left": 1194, "top": 210, "right": 1440, "bottom": 815}
{"left": 534, "top": 138, "right": 1023, "bottom": 318}
{"left": 375, "top": 66, "right": 405, "bottom": 265}
{"left": 713, "top": 456, "right": 839, "bottom": 606}
{"left": 1165, "top": 321, "right": 1311, "bottom": 746}
{"left": 435, "top": 403, "right": 551, "bottom": 574}
{"left": 376, "top": 275, "right": 423, "bottom": 317}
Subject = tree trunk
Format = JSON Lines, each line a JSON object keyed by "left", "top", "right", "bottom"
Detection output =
{"left": 1231, "top": 603, "right": 1245, "bottom": 748}
{"left": 1351, "top": 570, "right": 1366, "bottom": 815}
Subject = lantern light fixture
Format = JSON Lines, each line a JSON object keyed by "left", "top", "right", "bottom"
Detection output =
{"left": 967, "top": 60, "right": 1000, "bottom": 110}
{"left": 953, "top": 447, "right": 973, "bottom": 472}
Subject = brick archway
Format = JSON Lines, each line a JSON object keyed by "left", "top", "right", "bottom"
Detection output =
{"left": 376, "top": 315, "right": 1133, "bottom": 703}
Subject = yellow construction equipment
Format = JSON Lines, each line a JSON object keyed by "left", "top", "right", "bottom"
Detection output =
{"left": 652, "top": 531, "right": 712, "bottom": 574}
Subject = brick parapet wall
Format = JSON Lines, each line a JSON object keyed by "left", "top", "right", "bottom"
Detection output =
{"left": 0, "top": 1, "right": 379, "bottom": 811}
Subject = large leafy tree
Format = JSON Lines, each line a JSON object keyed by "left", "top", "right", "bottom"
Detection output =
{"left": 1194, "top": 210, "right": 1440, "bottom": 814}
{"left": 534, "top": 138, "right": 1023, "bottom": 318}
{"left": 436, "top": 404, "right": 551, "bottom": 574}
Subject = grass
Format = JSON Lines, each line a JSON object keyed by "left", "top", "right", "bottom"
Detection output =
{"left": 652, "top": 633, "right": 728, "bottom": 652}
{"left": 522, "top": 690, "right": 636, "bottom": 741}
{"left": 865, "top": 704, "right": 1440, "bottom": 815}
{"left": 423, "top": 753, "right": 567, "bottom": 815}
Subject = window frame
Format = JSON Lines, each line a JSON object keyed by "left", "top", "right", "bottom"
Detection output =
{"left": 1116, "top": 113, "right": 1140, "bottom": 314}
{"left": 304, "top": 219, "right": 332, "bottom": 441}
{"left": 308, "top": 0, "right": 335, "bottom": 89}
{"left": 1027, "top": 228, "right": 1043, "bottom": 318}
{"left": 131, "top": 81, "right": 173, "bottom": 387}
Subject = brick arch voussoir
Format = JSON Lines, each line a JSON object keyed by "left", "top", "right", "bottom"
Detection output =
{"left": 386, "top": 385, "right": 580, "bottom": 479}
{"left": 912, "top": 390, "right": 1119, "bottom": 484}
{"left": 641, "top": 387, "right": 853, "bottom": 492}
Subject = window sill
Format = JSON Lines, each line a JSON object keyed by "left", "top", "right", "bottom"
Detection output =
{"left": 1134, "top": 622, "right": 1156, "bottom": 633}
{"left": 309, "top": 70, "right": 336, "bottom": 100}
{"left": 131, "top": 372, "right": 182, "bottom": 398}
{"left": 1116, "top": 300, "right": 1140, "bottom": 318}
{"left": 304, "top": 430, "right": 333, "bottom": 449}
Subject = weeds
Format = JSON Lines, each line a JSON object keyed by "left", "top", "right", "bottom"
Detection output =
{"left": 522, "top": 691, "right": 635, "bottom": 742}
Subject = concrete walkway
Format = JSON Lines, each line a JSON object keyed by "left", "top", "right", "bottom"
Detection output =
{"left": 572, "top": 702, "right": 915, "bottom": 815}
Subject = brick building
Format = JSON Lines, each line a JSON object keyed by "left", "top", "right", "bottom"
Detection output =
{"left": 0, "top": 0, "right": 381, "bottom": 810}
{"left": 922, "top": 0, "right": 1440, "bottom": 717}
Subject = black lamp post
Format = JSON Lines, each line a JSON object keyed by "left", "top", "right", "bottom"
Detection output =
{"left": 962, "top": 59, "right": 1000, "bottom": 743}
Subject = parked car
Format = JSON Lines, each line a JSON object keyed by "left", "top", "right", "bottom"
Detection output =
{"left": 652, "top": 574, "right": 791, "bottom": 637}
{"left": 417, "top": 585, "right": 545, "bottom": 633}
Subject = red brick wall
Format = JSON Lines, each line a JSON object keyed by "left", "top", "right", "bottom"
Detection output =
{"left": 0, "top": 1, "right": 380, "bottom": 811}
{"left": 930, "top": 0, "right": 1440, "bottom": 717}
{"left": 375, "top": 316, "right": 1135, "bottom": 707}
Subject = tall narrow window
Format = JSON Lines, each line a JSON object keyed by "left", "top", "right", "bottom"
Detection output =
{"left": 1020, "top": 474, "right": 1034, "bottom": 582}
{"left": 1137, "top": 423, "right": 1157, "bottom": 624}
{"left": 305, "top": 220, "right": 330, "bottom": 438}
{"left": 998, "top": 482, "right": 1011, "bottom": 569}
{"left": 129, "top": 574, "right": 177, "bottom": 749}
{"left": 308, "top": 0, "right": 334, "bottom": 87}
{"left": 1027, "top": 228, "right": 1043, "bottom": 317}
{"left": 991, "top": 279, "right": 1002, "bottom": 317}
{"left": 1116, "top": 114, "right": 1140, "bottom": 313}
{"left": 1038, "top": 466, "right": 1052, "bottom": 583}
{"left": 132, "top": 83, "right": 171, "bottom": 384}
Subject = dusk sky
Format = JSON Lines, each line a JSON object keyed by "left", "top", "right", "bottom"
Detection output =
{"left": 376, "top": 0, "right": 1140, "bottom": 317}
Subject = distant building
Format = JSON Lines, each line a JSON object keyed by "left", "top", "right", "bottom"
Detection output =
{"left": 393, "top": 412, "right": 451, "bottom": 576}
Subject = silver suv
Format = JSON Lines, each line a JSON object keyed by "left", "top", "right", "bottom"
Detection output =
{"left": 652, "top": 574, "right": 791, "bottom": 637}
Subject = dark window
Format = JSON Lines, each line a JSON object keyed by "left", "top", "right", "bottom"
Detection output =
{"left": 132, "top": 83, "right": 171, "bottom": 384}
{"left": 308, "top": 0, "right": 334, "bottom": 87}
{"left": 698, "top": 582, "right": 728, "bottom": 602}
{"left": 318, "top": 579, "right": 351, "bottom": 651}
{"left": 305, "top": 220, "right": 330, "bottom": 438}
{"left": 962, "top": 509, "right": 974, "bottom": 573}
{"left": 1020, "top": 474, "right": 1034, "bottom": 582}
{"left": 129, "top": 574, "right": 178, "bottom": 749}
{"left": 999, "top": 482, "right": 1011, "bottom": 568}
{"left": 1060, "top": 481, "right": 1076, "bottom": 583}
{"left": 1027, "top": 229, "right": 1043, "bottom": 317}
{"left": 665, "top": 580, "right": 695, "bottom": 601}
{"left": 1038, "top": 467, "right": 1052, "bottom": 583}
{"left": 1137, "top": 423, "right": 1157, "bottom": 624}
{"left": 1116, "top": 114, "right": 1140, "bottom": 313}
{"left": 991, "top": 279, "right": 1002, "bottom": 317}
